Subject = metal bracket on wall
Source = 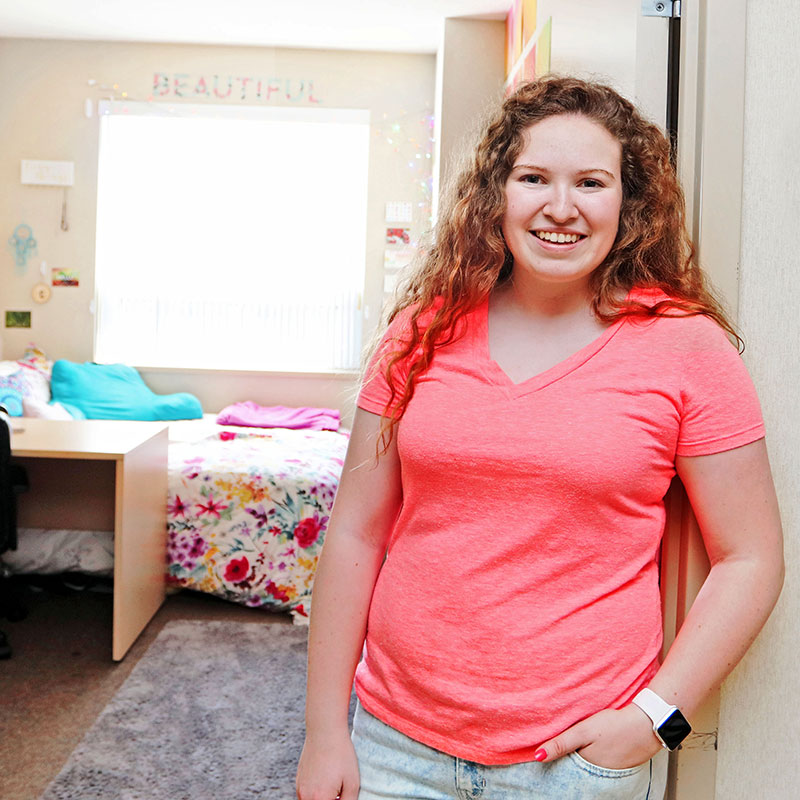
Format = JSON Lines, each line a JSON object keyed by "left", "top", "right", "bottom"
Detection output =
{"left": 681, "top": 731, "right": 718, "bottom": 752}
{"left": 641, "top": 0, "right": 683, "bottom": 159}
{"left": 642, "top": 0, "right": 681, "bottom": 18}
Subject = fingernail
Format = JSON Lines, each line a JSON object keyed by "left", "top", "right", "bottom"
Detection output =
{"left": 534, "top": 748, "right": 547, "bottom": 762}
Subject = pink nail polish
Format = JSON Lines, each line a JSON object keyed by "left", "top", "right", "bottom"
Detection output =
{"left": 534, "top": 748, "right": 547, "bottom": 762}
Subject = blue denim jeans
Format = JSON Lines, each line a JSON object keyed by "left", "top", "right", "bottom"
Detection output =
{"left": 351, "top": 701, "right": 667, "bottom": 800}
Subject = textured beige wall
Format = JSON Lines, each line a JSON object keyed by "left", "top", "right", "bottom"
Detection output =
{"left": 433, "top": 18, "right": 506, "bottom": 211}
{"left": 0, "top": 38, "right": 435, "bottom": 420}
{"left": 715, "top": 1, "right": 800, "bottom": 797}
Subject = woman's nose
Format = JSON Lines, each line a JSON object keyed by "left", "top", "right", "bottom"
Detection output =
{"left": 543, "top": 187, "right": 578, "bottom": 222}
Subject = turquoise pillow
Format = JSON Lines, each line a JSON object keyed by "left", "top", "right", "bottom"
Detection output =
{"left": 51, "top": 360, "right": 203, "bottom": 421}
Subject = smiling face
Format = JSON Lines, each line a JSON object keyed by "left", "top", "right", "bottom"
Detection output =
{"left": 501, "top": 113, "right": 623, "bottom": 297}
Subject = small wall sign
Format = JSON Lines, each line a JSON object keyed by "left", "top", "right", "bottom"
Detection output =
{"left": 52, "top": 268, "right": 80, "bottom": 287}
{"left": 5, "top": 310, "right": 31, "bottom": 328}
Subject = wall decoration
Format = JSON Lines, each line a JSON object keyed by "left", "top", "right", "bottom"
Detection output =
{"left": 505, "top": 0, "right": 552, "bottom": 90}
{"left": 534, "top": 17, "right": 552, "bottom": 78}
{"left": 385, "top": 201, "right": 414, "bottom": 223}
{"left": 86, "top": 78, "right": 132, "bottom": 118}
{"left": 5, "top": 311, "right": 31, "bottom": 328}
{"left": 386, "top": 227, "right": 411, "bottom": 245}
{"left": 384, "top": 224, "right": 414, "bottom": 294}
{"left": 8, "top": 224, "right": 37, "bottom": 269}
{"left": 375, "top": 105, "right": 434, "bottom": 223}
{"left": 384, "top": 248, "right": 414, "bottom": 272}
{"left": 152, "top": 73, "right": 322, "bottom": 103}
{"left": 522, "top": 0, "right": 538, "bottom": 46}
{"left": 506, "top": 0, "right": 523, "bottom": 77}
{"left": 52, "top": 268, "right": 80, "bottom": 287}
{"left": 20, "top": 161, "right": 74, "bottom": 232}
{"left": 31, "top": 283, "right": 51, "bottom": 304}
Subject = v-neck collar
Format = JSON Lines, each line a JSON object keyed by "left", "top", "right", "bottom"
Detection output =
{"left": 473, "top": 295, "right": 627, "bottom": 398}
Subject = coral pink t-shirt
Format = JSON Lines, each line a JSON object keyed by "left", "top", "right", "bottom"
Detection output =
{"left": 354, "top": 291, "right": 765, "bottom": 765}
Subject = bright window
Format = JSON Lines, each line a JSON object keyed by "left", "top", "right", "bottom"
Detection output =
{"left": 94, "top": 101, "right": 370, "bottom": 372}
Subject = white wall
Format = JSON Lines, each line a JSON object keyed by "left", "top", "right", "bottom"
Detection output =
{"left": 537, "top": 0, "right": 638, "bottom": 97}
{"left": 715, "top": 1, "right": 800, "bottom": 796}
{"left": 536, "top": 0, "right": 667, "bottom": 128}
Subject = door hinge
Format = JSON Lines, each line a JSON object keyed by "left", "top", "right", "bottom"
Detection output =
{"left": 642, "top": 0, "right": 681, "bottom": 18}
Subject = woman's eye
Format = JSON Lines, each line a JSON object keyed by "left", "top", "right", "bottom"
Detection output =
{"left": 581, "top": 178, "right": 602, "bottom": 188}
{"left": 522, "top": 174, "right": 543, "bottom": 184}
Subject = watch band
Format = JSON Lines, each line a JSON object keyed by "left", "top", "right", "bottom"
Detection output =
{"left": 632, "top": 688, "right": 675, "bottom": 725}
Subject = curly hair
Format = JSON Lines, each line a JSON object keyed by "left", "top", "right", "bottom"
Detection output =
{"left": 370, "top": 76, "right": 737, "bottom": 449}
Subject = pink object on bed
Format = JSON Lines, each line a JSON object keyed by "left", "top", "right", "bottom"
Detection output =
{"left": 216, "top": 401, "right": 340, "bottom": 431}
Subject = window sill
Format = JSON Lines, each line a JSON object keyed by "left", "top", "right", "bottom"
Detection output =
{"left": 132, "top": 365, "right": 360, "bottom": 380}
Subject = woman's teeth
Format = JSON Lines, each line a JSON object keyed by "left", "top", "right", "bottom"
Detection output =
{"left": 534, "top": 231, "right": 582, "bottom": 243}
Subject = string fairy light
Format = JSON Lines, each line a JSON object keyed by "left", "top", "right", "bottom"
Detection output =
{"left": 373, "top": 106, "right": 435, "bottom": 220}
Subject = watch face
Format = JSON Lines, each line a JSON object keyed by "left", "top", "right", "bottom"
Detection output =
{"left": 658, "top": 709, "right": 692, "bottom": 750}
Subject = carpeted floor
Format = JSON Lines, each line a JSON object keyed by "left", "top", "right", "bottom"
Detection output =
{"left": 0, "top": 580, "right": 302, "bottom": 800}
{"left": 41, "top": 620, "right": 311, "bottom": 799}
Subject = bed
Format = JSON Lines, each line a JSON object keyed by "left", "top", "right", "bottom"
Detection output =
{"left": 165, "top": 419, "right": 349, "bottom": 622}
{"left": 2, "top": 349, "right": 350, "bottom": 623}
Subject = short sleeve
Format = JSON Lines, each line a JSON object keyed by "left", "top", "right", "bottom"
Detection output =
{"left": 676, "top": 317, "right": 765, "bottom": 457}
{"left": 357, "top": 309, "right": 415, "bottom": 417}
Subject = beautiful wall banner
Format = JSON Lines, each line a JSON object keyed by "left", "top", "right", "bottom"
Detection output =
{"left": 152, "top": 73, "right": 322, "bottom": 103}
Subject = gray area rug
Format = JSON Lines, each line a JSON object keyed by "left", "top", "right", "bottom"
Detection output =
{"left": 41, "top": 620, "right": 321, "bottom": 800}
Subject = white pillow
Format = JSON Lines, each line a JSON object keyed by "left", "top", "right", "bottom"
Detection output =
{"left": 22, "top": 396, "right": 74, "bottom": 420}
{"left": 18, "top": 365, "right": 51, "bottom": 404}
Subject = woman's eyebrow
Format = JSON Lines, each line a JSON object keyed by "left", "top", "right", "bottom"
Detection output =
{"left": 511, "top": 163, "right": 548, "bottom": 172}
{"left": 577, "top": 168, "right": 617, "bottom": 179}
{"left": 512, "top": 163, "right": 617, "bottom": 180}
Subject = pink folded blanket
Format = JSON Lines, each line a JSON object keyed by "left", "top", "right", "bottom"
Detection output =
{"left": 216, "top": 401, "right": 340, "bottom": 431}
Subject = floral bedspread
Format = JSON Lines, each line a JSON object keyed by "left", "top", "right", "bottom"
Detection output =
{"left": 166, "top": 427, "right": 348, "bottom": 623}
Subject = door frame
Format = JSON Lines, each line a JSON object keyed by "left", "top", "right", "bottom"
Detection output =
{"left": 663, "top": 1, "right": 748, "bottom": 798}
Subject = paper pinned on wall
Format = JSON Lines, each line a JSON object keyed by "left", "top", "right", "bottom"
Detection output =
{"left": 385, "top": 201, "right": 413, "bottom": 222}
{"left": 386, "top": 227, "right": 410, "bottom": 245}
{"left": 384, "top": 248, "right": 414, "bottom": 272}
{"left": 52, "top": 268, "right": 80, "bottom": 287}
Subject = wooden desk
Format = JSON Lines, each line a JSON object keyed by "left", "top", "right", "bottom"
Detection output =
{"left": 12, "top": 419, "right": 169, "bottom": 660}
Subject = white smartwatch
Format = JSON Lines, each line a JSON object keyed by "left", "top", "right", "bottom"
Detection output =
{"left": 632, "top": 688, "right": 692, "bottom": 751}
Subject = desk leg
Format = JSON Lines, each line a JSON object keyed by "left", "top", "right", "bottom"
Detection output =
{"left": 112, "top": 428, "right": 168, "bottom": 661}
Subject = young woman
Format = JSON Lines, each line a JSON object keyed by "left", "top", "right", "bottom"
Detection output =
{"left": 296, "top": 77, "right": 784, "bottom": 800}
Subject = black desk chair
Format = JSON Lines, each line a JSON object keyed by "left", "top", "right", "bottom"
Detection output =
{"left": 1, "top": 408, "right": 29, "bottom": 658}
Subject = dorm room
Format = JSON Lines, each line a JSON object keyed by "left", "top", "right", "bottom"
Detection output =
{"left": 1, "top": 2, "right": 796, "bottom": 800}
{"left": 0, "top": 1, "right": 650, "bottom": 640}
{"left": 0, "top": 8, "right": 498, "bottom": 794}
{"left": 0, "top": 32, "right": 449, "bottom": 630}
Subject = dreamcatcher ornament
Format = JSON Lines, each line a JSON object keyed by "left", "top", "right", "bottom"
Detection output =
{"left": 8, "top": 224, "right": 37, "bottom": 270}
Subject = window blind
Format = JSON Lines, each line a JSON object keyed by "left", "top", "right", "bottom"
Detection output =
{"left": 94, "top": 100, "right": 370, "bottom": 372}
